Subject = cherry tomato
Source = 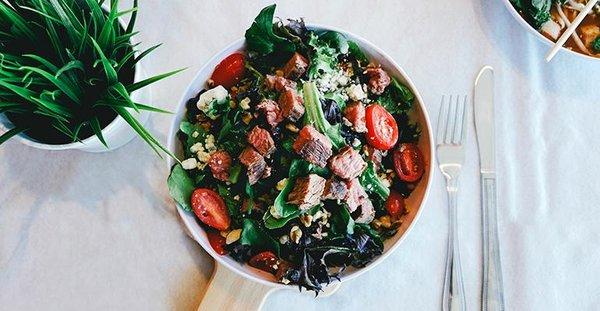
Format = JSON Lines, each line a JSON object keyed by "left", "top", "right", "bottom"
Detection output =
{"left": 365, "top": 104, "right": 399, "bottom": 150}
{"left": 206, "top": 231, "right": 227, "bottom": 255}
{"left": 191, "top": 188, "right": 231, "bottom": 231}
{"left": 210, "top": 52, "right": 245, "bottom": 89}
{"left": 385, "top": 191, "right": 406, "bottom": 220}
{"left": 248, "top": 251, "right": 279, "bottom": 275}
{"left": 393, "top": 143, "right": 425, "bottom": 183}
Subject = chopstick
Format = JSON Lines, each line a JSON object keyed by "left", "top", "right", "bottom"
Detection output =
{"left": 545, "top": 0, "right": 599, "bottom": 62}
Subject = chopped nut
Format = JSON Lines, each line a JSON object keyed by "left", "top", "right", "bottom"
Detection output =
{"left": 279, "top": 235, "right": 289, "bottom": 244}
{"left": 285, "top": 123, "right": 299, "bottom": 133}
{"left": 371, "top": 219, "right": 382, "bottom": 230}
{"left": 242, "top": 112, "right": 253, "bottom": 124}
{"left": 290, "top": 225, "right": 302, "bottom": 244}
{"left": 275, "top": 69, "right": 284, "bottom": 77}
{"left": 281, "top": 277, "right": 291, "bottom": 285}
{"left": 269, "top": 205, "right": 282, "bottom": 219}
{"left": 239, "top": 97, "right": 251, "bottom": 110}
{"left": 226, "top": 229, "right": 242, "bottom": 244}
{"left": 219, "top": 230, "right": 230, "bottom": 238}
{"left": 313, "top": 210, "right": 323, "bottom": 221}
{"left": 380, "top": 215, "right": 392, "bottom": 229}
{"left": 276, "top": 178, "right": 288, "bottom": 191}
{"left": 299, "top": 214, "right": 313, "bottom": 227}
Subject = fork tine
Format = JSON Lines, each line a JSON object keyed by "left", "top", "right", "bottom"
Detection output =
{"left": 436, "top": 95, "right": 447, "bottom": 144}
{"left": 459, "top": 95, "right": 468, "bottom": 144}
{"left": 444, "top": 95, "right": 455, "bottom": 144}
{"left": 452, "top": 95, "right": 464, "bottom": 144}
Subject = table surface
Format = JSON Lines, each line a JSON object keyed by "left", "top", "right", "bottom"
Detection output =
{"left": 2, "top": 1, "right": 600, "bottom": 310}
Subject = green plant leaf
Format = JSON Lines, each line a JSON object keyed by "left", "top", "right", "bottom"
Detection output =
{"left": 126, "top": 68, "right": 185, "bottom": 93}
{"left": 89, "top": 116, "right": 108, "bottom": 147}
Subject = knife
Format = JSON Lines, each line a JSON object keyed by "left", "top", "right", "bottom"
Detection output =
{"left": 474, "top": 66, "right": 505, "bottom": 311}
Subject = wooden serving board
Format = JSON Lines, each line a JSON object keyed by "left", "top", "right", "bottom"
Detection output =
{"left": 198, "top": 263, "right": 341, "bottom": 311}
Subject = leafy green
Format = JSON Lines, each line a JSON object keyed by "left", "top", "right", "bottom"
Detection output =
{"left": 592, "top": 36, "right": 600, "bottom": 54}
{"left": 217, "top": 184, "right": 242, "bottom": 227}
{"left": 378, "top": 78, "right": 415, "bottom": 114}
{"left": 179, "top": 121, "right": 206, "bottom": 157}
{"left": 330, "top": 205, "right": 355, "bottom": 237}
{"left": 359, "top": 162, "right": 390, "bottom": 201}
{"left": 319, "top": 31, "right": 349, "bottom": 54}
{"left": 240, "top": 219, "right": 280, "bottom": 255}
{"left": 307, "top": 32, "right": 339, "bottom": 80}
{"left": 0, "top": 0, "right": 181, "bottom": 157}
{"left": 229, "top": 164, "right": 242, "bottom": 184}
{"left": 204, "top": 97, "right": 231, "bottom": 120}
{"left": 167, "top": 164, "right": 195, "bottom": 212}
{"left": 266, "top": 160, "right": 311, "bottom": 224}
{"left": 302, "top": 82, "right": 345, "bottom": 149}
{"left": 347, "top": 40, "right": 368, "bottom": 64}
{"left": 244, "top": 4, "right": 295, "bottom": 56}
{"left": 512, "top": 0, "right": 551, "bottom": 29}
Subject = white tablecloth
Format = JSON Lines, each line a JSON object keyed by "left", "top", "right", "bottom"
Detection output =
{"left": 2, "top": 0, "right": 600, "bottom": 310}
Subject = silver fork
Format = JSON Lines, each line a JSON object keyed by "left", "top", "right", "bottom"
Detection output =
{"left": 437, "top": 95, "right": 468, "bottom": 311}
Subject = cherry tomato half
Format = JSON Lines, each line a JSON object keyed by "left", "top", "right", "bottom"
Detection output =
{"left": 206, "top": 231, "right": 228, "bottom": 255}
{"left": 393, "top": 143, "right": 425, "bottom": 183}
{"left": 191, "top": 188, "right": 231, "bottom": 231}
{"left": 385, "top": 191, "right": 406, "bottom": 220}
{"left": 365, "top": 104, "right": 399, "bottom": 150}
{"left": 248, "top": 251, "right": 279, "bottom": 275}
{"left": 210, "top": 52, "right": 245, "bottom": 89}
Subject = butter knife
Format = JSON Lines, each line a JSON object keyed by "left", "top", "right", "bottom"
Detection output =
{"left": 474, "top": 66, "right": 505, "bottom": 311}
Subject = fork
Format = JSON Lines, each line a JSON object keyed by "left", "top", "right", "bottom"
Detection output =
{"left": 437, "top": 95, "right": 468, "bottom": 311}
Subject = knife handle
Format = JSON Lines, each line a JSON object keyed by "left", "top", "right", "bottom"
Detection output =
{"left": 481, "top": 175, "right": 505, "bottom": 311}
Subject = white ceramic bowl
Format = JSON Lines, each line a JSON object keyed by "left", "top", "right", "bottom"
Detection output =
{"left": 167, "top": 24, "right": 435, "bottom": 289}
{"left": 501, "top": 0, "right": 600, "bottom": 61}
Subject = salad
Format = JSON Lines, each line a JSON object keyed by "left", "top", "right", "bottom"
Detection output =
{"left": 167, "top": 5, "right": 426, "bottom": 292}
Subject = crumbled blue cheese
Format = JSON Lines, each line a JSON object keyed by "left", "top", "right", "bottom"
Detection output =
{"left": 196, "top": 85, "right": 229, "bottom": 119}
{"left": 239, "top": 97, "right": 251, "bottom": 110}
{"left": 181, "top": 158, "right": 198, "bottom": 170}
{"left": 189, "top": 134, "right": 217, "bottom": 169}
{"left": 191, "top": 131, "right": 200, "bottom": 138}
{"left": 316, "top": 68, "right": 352, "bottom": 93}
{"left": 346, "top": 84, "right": 367, "bottom": 101}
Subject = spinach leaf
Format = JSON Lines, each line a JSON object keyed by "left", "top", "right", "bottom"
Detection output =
{"left": 320, "top": 31, "right": 349, "bottom": 54}
{"left": 244, "top": 4, "right": 295, "bottom": 56}
{"left": 228, "top": 164, "right": 242, "bottom": 184}
{"left": 378, "top": 78, "right": 415, "bottom": 114}
{"left": 303, "top": 82, "right": 346, "bottom": 149}
{"left": 218, "top": 109, "right": 248, "bottom": 156}
{"left": 359, "top": 162, "right": 390, "bottom": 201}
{"left": 217, "top": 185, "right": 242, "bottom": 227}
{"left": 330, "top": 204, "right": 355, "bottom": 236}
{"left": 240, "top": 219, "right": 281, "bottom": 255}
{"left": 347, "top": 40, "right": 368, "bottom": 64}
{"left": 180, "top": 121, "right": 206, "bottom": 157}
{"left": 167, "top": 164, "right": 195, "bottom": 212}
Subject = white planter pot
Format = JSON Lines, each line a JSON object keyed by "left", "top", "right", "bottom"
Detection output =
{"left": 0, "top": 5, "right": 151, "bottom": 153}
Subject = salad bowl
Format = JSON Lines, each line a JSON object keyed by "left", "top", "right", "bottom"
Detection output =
{"left": 501, "top": 0, "right": 600, "bottom": 61}
{"left": 167, "top": 23, "right": 434, "bottom": 310}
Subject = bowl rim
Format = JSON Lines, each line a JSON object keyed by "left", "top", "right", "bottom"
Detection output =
{"left": 166, "top": 23, "right": 436, "bottom": 289}
{"left": 500, "top": 0, "right": 600, "bottom": 62}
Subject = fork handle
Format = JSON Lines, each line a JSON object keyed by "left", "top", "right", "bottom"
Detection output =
{"left": 481, "top": 175, "right": 505, "bottom": 311}
{"left": 442, "top": 179, "right": 467, "bottom": 311}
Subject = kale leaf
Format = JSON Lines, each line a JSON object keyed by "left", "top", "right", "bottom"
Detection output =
{"left": 245, "top": 4, "right": 295, "bottom": 56}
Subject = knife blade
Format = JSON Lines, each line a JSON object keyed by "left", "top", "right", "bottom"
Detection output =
{"left": 474, "top": 66, "right": 505, "bottom": 311}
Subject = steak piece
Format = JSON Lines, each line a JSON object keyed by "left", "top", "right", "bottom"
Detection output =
{"left": 247, "top": 126, "right": 275, "bottom": 157}
{"left": 208, "top": 150, "right": 232, "bottom": 182}
{"left": 287, "top": 174, "right": 326, "bottom": 210}
{"left": 283, "top": 52, "right": 309, "bottom": 80}
{"left": 256, "top": 99, "right": 283, "bottom": 129}
{"left": 293, "top": 125, "right": 333, "bottom": 168}
{"left": 345, "top": 179, "right": 375, "bottom": 224}
{"left": 239, "top": 147, "right": 267, "bottom": 185}
{"left": 364, "top": 66, "right": 391, "bottom": 95}
{"left": 344, "top": 101, "right": 367, "bottom": 133}
{"left": 322, "top": 177, "right": 348, "bottom": 201}
{"left": 265, "top": 75, "right": 297, "bottom": 92}
{"left": 363, "top": 145, "right": 383, "bottom": 170}
{"left": 279, "top": 89, "right": 305, "bottom": 122}
{"left": 329, "top": 146, "right": 367, "bottom": 180}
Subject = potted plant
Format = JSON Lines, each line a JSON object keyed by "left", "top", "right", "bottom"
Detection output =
{"left": 0, "top": 0, "right": 181, "bottom": 154}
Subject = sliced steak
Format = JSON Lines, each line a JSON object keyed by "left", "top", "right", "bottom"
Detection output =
{"left": 345, "top": 179, "right": 375, "bottom": 223}
{"left": 322, "top": 177, "right": 348, "bottom": 201}
{"left": 364, "top": 66, "right": 391, "bottom": 95}
{"left": 363, "top": 145, "right": 383, "bottom": 170}
{"left": 256, "top": 99, "right": 284, "bottom": 128}
{"left": 283, "top": 52, "right": 309, "bottom": 80}
{"left": 265, "top": 74, "right": 297, "bottom": 92}
{"left": 239, "top": 146, "right": 267, "bottom": 185}
{"left": 287, "top": 174, "right": 326, "bottom": 210}
{"left": 208, "top": 150, "right": 232, "bottom": 182}
{"left": 329, "top": 146, "right": 367, "bottom": 180}
{"left": 293, "top": 125, "right": 333, "bottom": 167}
{"left": 344, "top": 101, "right": 367, "bottom": 133}
{"left": 247, "top": 126, "right": 275, "bottom": 157}
{"left": 278, "top": 89, "right": 305, "bottom": 122}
